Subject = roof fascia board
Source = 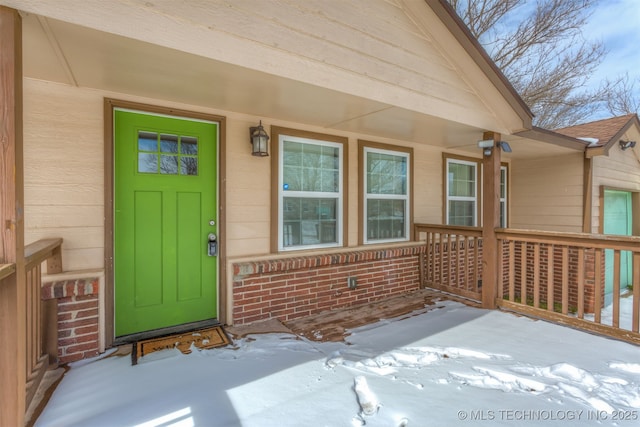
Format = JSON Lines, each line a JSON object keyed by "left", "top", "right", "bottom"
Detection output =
{"left": 515, "top": 127, "right": 589, "bottom": 152}
{"left": 423, "top": 0, "right": 533, "bottom": 129}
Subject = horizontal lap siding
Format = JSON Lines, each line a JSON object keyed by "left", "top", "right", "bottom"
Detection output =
{"left": 592, "top": 141, "right": 640, "bottom": 233}
{"left": 510, "top": 154, "right": 584, "bottom": 232}
{"left": 231, "top": 244, "right": 425, "bottom": 324}
{"left": 145, "top": 0, "right": 491, "bottom": 120}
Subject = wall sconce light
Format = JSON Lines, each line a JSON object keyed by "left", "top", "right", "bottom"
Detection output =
{"left": 477, "top": 139, "right": 511, "bottom": 156}
{"left": 249, "top": 120, "right": 269, "bottom": 157}
{"left": 619, "top": 140, "right": 636, "bottom": 151}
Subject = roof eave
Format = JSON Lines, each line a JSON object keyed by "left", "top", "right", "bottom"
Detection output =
{"left": 515, "top": 127, "right": 589, "bottom": 152}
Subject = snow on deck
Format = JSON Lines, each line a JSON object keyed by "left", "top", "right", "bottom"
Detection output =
{"left": 35, "top": 302, "right": 639, "bottom": 427}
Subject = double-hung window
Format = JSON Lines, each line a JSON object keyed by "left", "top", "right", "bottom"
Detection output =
{"left": 446, "top": 158, "right": 478, "bottom": 226}
{"left": 444, "top": 156, "right": 508, "bottom": 227}
{"left": 361, "top": 142, "right": 412, "bottom": 244}
{"left": 275, "top": 128, "right": 346, "bottom": 251}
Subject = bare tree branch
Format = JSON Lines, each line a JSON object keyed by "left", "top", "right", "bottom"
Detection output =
{"left": 449, "top": 0, "right": 608, "bottom": 129}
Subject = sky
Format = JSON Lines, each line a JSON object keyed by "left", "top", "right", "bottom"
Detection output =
{"left": 33, "top": 300, "right": 639, "bottom": 427}
{"left": 583, "top": 0, "right": 640, "bottom": 118}
{"left": 585, "top": 0, "right": 640, "bottom": 85}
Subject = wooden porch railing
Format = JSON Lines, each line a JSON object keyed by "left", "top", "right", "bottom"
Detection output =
{"left": 24, "top": 238, "right": 63, "bottom": 409}
{"left": 414, "top": 224, "right": 483, "bottom": 301}
{"left": 496, "top": 230, "right": 640, "bottom": 345}
{"left": 415, "top": 224, "right": 640, "bottom": 345}
{"left": 0, "top": 238, "right": 62, "bottom": 422}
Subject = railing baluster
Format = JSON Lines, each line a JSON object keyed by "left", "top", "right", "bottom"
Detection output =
{"left": 594, "top": 249, "right": 602, "bottom": 324}
{"left": 577, "top": 248, "right": 585, "bottom": 319}
{"left": 520, "top": 241, "right": 526, "bottom": 305}
{"left": 633, "top": 253, "right": 640, "bottom": 333}
{"left": 547, "top": 245, "right": 554, "bottom": 312}
{"left": 533, "top": 244, "right": 540, "bottom": 309}
{"left": 613, "top": 250, "right": 620, "bottom": 328}
{"left": 562, "top": 247, "right": 569, "bottom": 315}
{"left": 498, "top": 239, "right": 504, "bottom": 300}
{"left": 465, "top": 236, "right": 470, "bottom": 292}
{"left": 509, "top": 241, "right": 515, "bottom": 302}
{"left": 474, "top": 237, "right": 479, "bottom": 293}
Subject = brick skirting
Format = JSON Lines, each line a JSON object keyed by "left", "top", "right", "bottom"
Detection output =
{"left": 42, "top": 277, "right": 101, "bottom": 364}
{"left": 231, "top": 243, "right": 425, "bottom": 325}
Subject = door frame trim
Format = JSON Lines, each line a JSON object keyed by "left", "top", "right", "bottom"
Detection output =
{"left": 104, "top": 98, "right": 227, "bottom": 348}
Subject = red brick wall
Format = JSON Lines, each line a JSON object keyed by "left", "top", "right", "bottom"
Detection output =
{"left": 42, "top": 278, "right": 100, "bottom": 364}
{"left": 231, "top": 244, "right": 425, "bottom": 325}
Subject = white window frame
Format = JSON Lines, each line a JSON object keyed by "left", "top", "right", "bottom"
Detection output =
{"left": 446, "top": 158, "right": 478, "bottom": 227}
{"left": 363, "top": 147, "right": 410, "bottom": 244}
{"left": 500, "top": 165, "right": 508, "bottom": 228}
{"left": 278, "top": 134, "right": 343, "bottom": 251}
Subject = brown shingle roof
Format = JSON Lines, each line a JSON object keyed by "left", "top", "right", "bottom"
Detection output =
{"left": 554, "top": 114, "right": 637, "bottom": 147}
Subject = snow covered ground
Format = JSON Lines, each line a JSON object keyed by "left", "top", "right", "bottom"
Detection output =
{"left": 35, "top": 301, "right": 640, "bottom": 427}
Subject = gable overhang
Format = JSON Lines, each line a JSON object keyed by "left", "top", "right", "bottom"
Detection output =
{"left": 421, "top": 0, "right": 533, "bottom": 130}
{"left": 585, "top": 115, "right": 640, "bottom": 158}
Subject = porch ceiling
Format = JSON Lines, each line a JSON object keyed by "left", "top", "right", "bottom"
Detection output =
{"left": 22, "top": 12, "right": 578, "bottom": 159}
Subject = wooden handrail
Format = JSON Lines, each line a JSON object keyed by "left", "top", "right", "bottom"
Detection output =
{"left": 414, "top": 223, "right": 483, "bottom": 237}
{"left": 0, "top": 264, "right": 16, "bottom": 281}
{"left": 496, "top": 228, "right": 640, "bottom": 252}
{"left": 24, "top": 238, "right": 63, "bottom": 274}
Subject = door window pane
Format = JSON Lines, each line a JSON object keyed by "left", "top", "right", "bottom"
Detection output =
{"left": 137, "top": 131, "right": 198, "bottom": 176}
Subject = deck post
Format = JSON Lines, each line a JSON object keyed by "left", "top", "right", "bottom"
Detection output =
{"left": 0, "top": 6, "right": 26, "bottom": 426}
{"left": 481, "top": 131, "right": 501, "bottom": 309}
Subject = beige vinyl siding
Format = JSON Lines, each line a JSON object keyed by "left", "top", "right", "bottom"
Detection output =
{"left": 23, "top": 80, "right": 104, "bottom": 271}
{"left": 510, "top": 153, "right": 584, "bottom": 232}
{"left": 590, "top": 127, "right": 640, "bottom": 233}
{"left": 10, "top": 0, "right": 521, "bottom": 133}
{"left": 23, "top": 78, "right": 452, "bottom": 270}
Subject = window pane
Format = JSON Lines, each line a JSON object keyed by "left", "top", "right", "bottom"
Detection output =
{"left": 181, "top": 136, "right": 198, "bottom": 155}
{"left": 283, "top": 197, "right": 337, "bottom": 246}
{"left": 160, "top": 155, "right": 179, "bottom": 174}
{"left": 138, "top": 153, "right": 157, "bottom": 173}
{"left": 366, "top": 152, "right": 407, "bottom": 195}
{"left": 180, "top": 157, "right": 198, "bottom": 176}
{"left": 500, "top": 168, "right": 506, "bottom": 198}
{"left": 449, "top": 163, "right": 475, "bottom": 197}
{"left": 283, "top": 141, "right": 302, "bottom": 166}
{"left": 138, "top": 131, "right": 158, "bottom": 152}
{"left": 367, "top": 199, "right": 406, "bottom": 240}
{"left": 448, "top": 200, "right": 475, "bottom": 226}
{"left": 283, "top": 140, "right": 340, "bottom": 194}
{"left": 160, "top": 134, "right": 178, "bottom": 153}
{"left": 283, "top": 166, "right": 302, "bottom": 191}
{"left": 321, "top": 170, "right": 338, "bottom": 193}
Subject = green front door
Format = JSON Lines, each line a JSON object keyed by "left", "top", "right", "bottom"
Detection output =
{"left": 603, "top": 189, "right": 633, "bottom": 305}
{"left": 114, "top": 110, "right": 218, "bottom": 337}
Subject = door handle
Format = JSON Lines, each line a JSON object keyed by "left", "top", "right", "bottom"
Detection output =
{"left": 207, "top": 233, "right": 218, "bottom": 257}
